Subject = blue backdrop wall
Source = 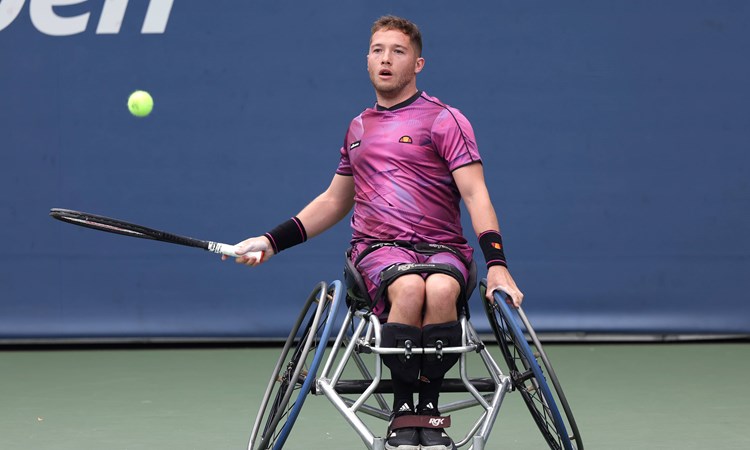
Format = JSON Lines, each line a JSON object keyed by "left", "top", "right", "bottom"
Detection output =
{"left": 1, "top": 0, "right": 748, "bottom": 340}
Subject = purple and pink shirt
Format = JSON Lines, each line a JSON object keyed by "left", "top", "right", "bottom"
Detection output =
{"left": 336, "top": 91, "right": 482, "bottom": 263}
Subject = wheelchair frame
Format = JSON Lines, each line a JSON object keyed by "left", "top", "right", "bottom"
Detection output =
{"left": 247, "top": 279, "right": 582, "bottom": 450}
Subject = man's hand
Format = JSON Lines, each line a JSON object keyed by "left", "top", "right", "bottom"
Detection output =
{"left": 221, "top": 236, "right": 274, "bottom": 266}
{"left": 485, "top": 265, "right": 524, "bottom": 308}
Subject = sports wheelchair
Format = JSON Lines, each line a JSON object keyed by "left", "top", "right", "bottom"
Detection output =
{"left": 248, "top": 257, "right": 583, "bottom": 450}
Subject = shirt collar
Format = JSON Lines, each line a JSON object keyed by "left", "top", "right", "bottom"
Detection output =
{"left": 376, "top": 90, "right": 423, "bottom": 111}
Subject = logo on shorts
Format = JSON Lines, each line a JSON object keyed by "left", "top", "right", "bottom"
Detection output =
{"left": 398, "top": 135, "right": 413, "bottom": 144}
{"left": 349, "top": 140, "right": 361, "bottom": 150}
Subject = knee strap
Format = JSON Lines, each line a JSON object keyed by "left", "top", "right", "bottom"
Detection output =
{"left": 381, "top": 323, "right": 422, "bottom": 384}
{"left": 420, "top": 321, "right": 462, "bottom": 381}
{"left": 345, "top": 242, "right": 477, "bottom": 316}
{"left": 375, "top": 262, "right": 467, "bottom": 306}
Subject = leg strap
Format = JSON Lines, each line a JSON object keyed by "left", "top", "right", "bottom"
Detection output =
{"left": 421, "top": 321, "right": 462, "bottom": 371}
{"left": 344, "top": 242, "right": 477, "bottom": 316}
{"left": 381, "top": 323, "right": 422, "bottom": 380}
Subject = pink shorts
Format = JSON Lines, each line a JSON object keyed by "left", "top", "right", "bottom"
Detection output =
{"left": 351, "top": 242, "right": 470, "bottom": 317}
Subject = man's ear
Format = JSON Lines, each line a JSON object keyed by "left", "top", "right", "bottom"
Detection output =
{"left": 415, "top": 57, "right": 425, "bottom": 74}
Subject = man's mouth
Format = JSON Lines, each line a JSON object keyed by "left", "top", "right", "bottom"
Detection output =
{"left": 379, "top": 69, "right": 393, "bottom": 78}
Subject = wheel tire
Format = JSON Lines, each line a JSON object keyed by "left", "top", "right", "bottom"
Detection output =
{"left": 248, "top": 281, "right": 338, "bottom": 450}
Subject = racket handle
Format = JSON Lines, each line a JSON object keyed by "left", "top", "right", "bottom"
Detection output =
{"left": 208, "top": 242, "right": 263, "bottom": 260}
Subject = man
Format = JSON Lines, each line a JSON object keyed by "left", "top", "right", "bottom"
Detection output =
{"left": 226, "top": 16, "right": 523, "bottom": 450}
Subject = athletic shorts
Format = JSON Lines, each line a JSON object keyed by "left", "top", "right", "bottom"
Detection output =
{"left": 350, "top": 242, "right": 470, "bottom": 317}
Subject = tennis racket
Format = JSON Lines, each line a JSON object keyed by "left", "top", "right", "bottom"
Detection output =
{"left": 49, "top": 208, "right": 263, "bottom": 260}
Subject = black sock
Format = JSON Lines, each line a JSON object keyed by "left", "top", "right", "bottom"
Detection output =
{"left": 418, "top": 321, "right": 462, "bottom": 413}
{"left": 381, "top": 322, "right": 422, "bottom": 416}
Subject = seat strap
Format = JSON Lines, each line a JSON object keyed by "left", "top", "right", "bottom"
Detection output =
{"left": 353, "top": 241, "right": 467, "bottom": 267}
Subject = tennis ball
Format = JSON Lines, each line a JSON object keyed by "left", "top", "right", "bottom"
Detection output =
{"left": 127, "top": 90, "right": 153, "bottom": 117}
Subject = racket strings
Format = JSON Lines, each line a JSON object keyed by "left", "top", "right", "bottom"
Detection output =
{"left": 62, "top": 216, "right": 147, "bottom": 237}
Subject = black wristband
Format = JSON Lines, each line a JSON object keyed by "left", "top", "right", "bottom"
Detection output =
{"left": 478, "top": 230, "right": 507, "bottom": 268}
{"left": 264, "top": 217, "right": 307, "bottom": 254}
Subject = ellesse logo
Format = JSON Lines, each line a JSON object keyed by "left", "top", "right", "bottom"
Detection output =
{"left": 398, "top": 135, "right": 413, "bottom": 144}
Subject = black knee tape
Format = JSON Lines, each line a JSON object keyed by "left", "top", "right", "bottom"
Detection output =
{"left": 420, "top": 321, "right": 462, "bottom": 381}
{"left": 381, "top": 323, "right": 422, "bottom": 384}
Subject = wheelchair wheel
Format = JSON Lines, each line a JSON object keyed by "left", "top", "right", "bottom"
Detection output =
{"left": 481, "top": 281, "right": 583, "bottom": 450}
{"left": 248, "top": 281, "right": 345, "bottom": 450}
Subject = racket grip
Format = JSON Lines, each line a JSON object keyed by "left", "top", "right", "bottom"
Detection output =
{"left": 209, "top": 242, "right": 263, "bottom": 260}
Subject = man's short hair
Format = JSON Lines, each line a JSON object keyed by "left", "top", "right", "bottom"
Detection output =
{"left": 371, "top": 15, "right": 423, "bottom": 57}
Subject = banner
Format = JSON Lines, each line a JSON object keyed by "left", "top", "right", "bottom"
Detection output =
{"left": 1, "top": 1, "right": 748, "bottom": 339}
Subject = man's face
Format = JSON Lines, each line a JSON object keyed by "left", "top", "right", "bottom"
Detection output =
{"left": 367, "top": 29, "right": 424, "bottom": 99}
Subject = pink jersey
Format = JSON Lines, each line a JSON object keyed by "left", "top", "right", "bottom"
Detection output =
{"left": 337, "top": 91, "right": 482, "bottom": 262}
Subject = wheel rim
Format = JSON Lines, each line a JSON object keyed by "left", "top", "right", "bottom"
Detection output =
{"left": 250, "top": 282, "right": 329, "bottom": 449}
{"left": 482, "top": 284, "right": 574, "bottom": 450}
{"left": 249, "top": 281, "right": 346, "bottom": 450}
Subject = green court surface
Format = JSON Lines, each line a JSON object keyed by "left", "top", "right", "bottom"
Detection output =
{"left": 1, "top": 342, "right": 749, "bottom": 449}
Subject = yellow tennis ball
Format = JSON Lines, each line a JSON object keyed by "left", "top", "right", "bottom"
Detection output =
{"left": 127, "top": 90, "right": 153, "bottom": 117}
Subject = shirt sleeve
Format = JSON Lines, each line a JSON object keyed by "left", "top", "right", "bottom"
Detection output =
{"left": 431, "top": 107, "right": 482, "bottom": 171}
{"left": 336, "top": 143, "right": 352, "bottom": 175}
{"left": 336, "top": 126, "right": 353, "bottom": 176}
{"left": 337, "top": 115, "right": 365, "bottom": 176}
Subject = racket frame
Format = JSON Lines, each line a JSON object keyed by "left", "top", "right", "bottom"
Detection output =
{"left": 49, "top": 208, "right": 261, "bottom": 259}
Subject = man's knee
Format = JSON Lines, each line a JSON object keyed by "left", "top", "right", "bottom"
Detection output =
{"left": 389, "top": 274, "right": 427, "bottom": 300}
{"left": 425, "top": 274, "right": 461, "bottom": 304}
{"left": 424, "top": 274, "right": 461, "bottom": 322}
{"left": 387, "top": 274, "right": 426, "bottom": 323}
